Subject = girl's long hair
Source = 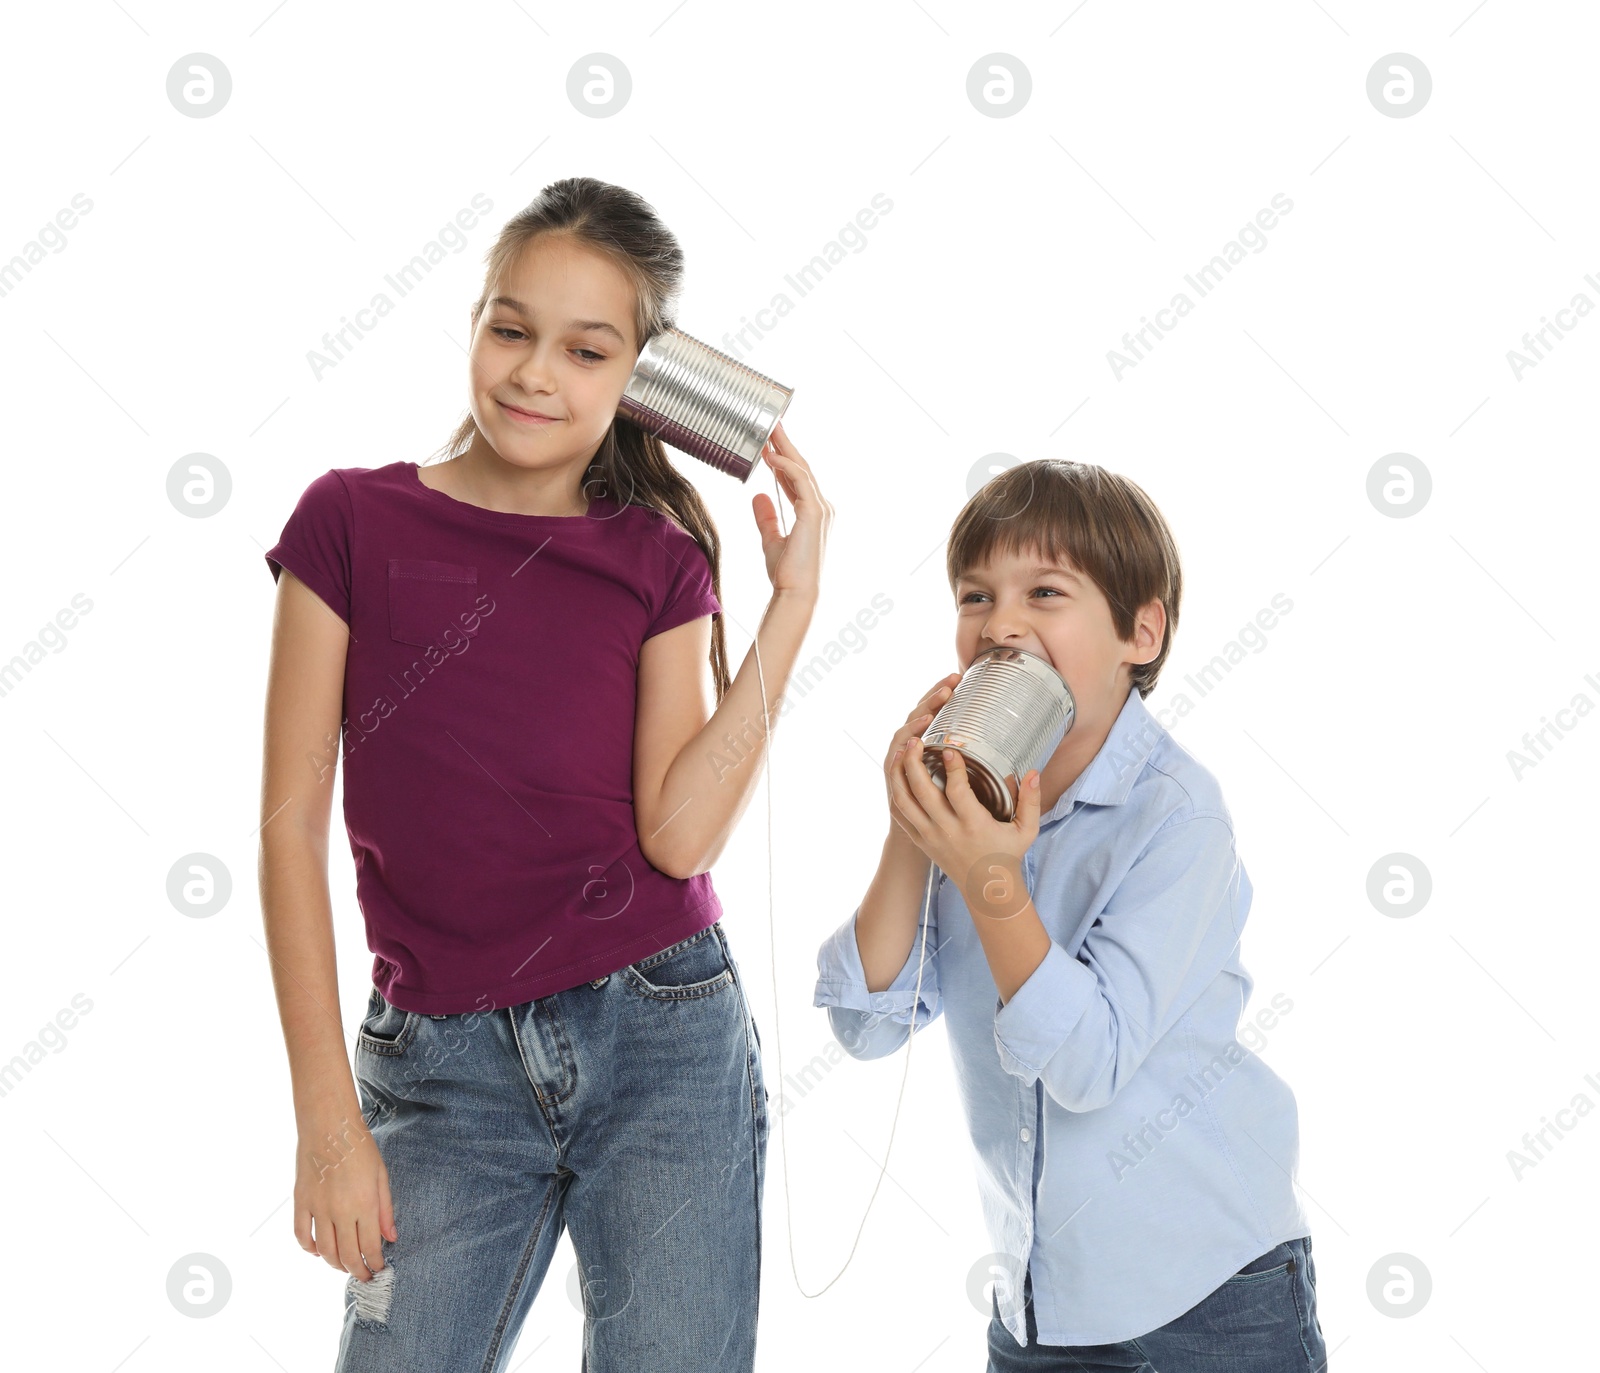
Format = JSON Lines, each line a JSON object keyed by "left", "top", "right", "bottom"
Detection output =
{"left": 427, "top": 177, "right": 732, "bottom": 700}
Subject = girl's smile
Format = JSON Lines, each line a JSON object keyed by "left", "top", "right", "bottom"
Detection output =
{"left": 450, "top": 234, "right": 641, "bottom": 517}
{"left": 464, "top": 234, "right": 638, "bottom": 495}
{"left": 496, "top": 399, "right": 560, "bottom": 425}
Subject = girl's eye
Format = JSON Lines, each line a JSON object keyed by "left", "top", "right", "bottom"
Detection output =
{"left": 489, "top": 327, "right": 604, "bottom": 364}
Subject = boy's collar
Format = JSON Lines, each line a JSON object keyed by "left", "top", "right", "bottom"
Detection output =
{"left": 1038, "top": 686, "right": 1166, "bottom": 826}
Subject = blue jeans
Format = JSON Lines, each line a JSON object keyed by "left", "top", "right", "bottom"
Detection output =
{"left": 988, "top": 1237, "right": 1326, "bottom": 1372}
{"left": 334, "top": 920, "right": 770, "bottom": 1372}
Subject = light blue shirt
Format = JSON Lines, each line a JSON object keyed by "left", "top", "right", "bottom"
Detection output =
{"left": 813, "top": 685, "right": 1310, "bottom": 1346}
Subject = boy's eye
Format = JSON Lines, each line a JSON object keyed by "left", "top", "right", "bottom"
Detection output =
{"left": 959, "top": 587, "right": 1062, "bottom": 604}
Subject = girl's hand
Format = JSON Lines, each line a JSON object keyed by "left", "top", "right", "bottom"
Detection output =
{"left": 752, "top": 421, "right": 830, "bottom": 601}
{"left": 294, "top": 1107, "right": 398, "bottom": 1284}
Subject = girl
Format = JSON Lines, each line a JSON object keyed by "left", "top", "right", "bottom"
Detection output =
{"left": 259, "top": 177, "right": 831, "bottom": 1371}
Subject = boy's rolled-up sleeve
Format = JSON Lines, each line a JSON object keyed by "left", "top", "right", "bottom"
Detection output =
{"left": 993, "top": 812, "right": 1246, "bottom": 1112}
{"left": 814, "top": 896, "right": 943, "bottom": 1061}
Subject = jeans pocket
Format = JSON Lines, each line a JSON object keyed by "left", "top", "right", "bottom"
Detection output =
{"left": 358, "top": 987, "right": 418, "bottom": 1057}
{"left": 1223, "top": 1239, "right": 1296, "bottom": 1284}
{"left": 622, "top": 923, "right": 734, "bottom": 1000}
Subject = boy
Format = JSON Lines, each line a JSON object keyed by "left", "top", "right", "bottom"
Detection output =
{"left": 813, "top": 461, "right": 1326, "bottom": 1371}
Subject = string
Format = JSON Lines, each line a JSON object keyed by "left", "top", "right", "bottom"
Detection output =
{"left": 749, "top": 453, "right": 935, "bottom": 1296}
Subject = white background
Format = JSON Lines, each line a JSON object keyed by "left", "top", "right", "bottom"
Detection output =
{"left": 1, "top": 1, "right": 1595, "bottom": 1368}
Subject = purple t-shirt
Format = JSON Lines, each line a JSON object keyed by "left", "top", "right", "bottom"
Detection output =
{"left": 264, "top": 460, "right": 724, "bottom": 1014}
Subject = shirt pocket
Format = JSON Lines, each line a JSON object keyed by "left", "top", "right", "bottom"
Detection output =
{"left": 387, "top": 558, "right": 480, "bottom": 648}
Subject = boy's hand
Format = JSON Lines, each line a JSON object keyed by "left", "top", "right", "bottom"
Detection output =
{"left": 890, "top": 728, "right": 1042, "bottom": 919}
{"left": 883, "top": 673, "right": 962, "bottom": 839}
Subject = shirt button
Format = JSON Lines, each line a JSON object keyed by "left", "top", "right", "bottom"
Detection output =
{"left": 1020, "top": 1127, "right": 1032, "bottom": 1142}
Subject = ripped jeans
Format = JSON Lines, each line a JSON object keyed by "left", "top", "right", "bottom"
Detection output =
{"left": 332, "top": 920, "right": 770, "bottom": 1372}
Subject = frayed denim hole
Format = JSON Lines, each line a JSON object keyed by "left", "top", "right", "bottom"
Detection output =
{"left": 346, "top": 1257, "right": 396, "bottom": 1330}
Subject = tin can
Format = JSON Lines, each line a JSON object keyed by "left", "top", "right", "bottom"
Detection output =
{"left": 618, "top": 327, "right": 793, "bottom": 482}
{"left": 920, "top": 648, "right": 1075, "bottom": 821}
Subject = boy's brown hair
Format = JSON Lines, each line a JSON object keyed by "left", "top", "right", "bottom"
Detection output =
{"left": 945, "top": 460, "right": 1182, "bottom": 699}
